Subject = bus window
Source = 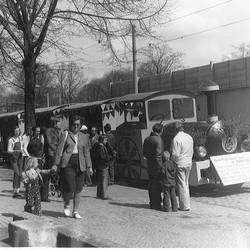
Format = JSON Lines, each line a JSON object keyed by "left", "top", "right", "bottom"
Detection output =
{"left": 125, "top": 102, "right": 146, "bottom": 124}
{"left": 172, "top": 98, "right": 194, "bottom": 119}
{"left": 148, "top": 100, "right": 170, "bottom": 121}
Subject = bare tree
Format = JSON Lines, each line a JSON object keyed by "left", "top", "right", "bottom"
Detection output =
{"left": 138, "top": 43, "right": 184, "bottom": 77}
{"left": 0, "top": 0, "right": 168, "bottom": 128}
{"left": 223, "top": 42, "right": 250, "bottom": 61}
{"left": 76, "top": 68, "right": 133, "bottom": 102}
{"left": 54, "top": 62, "right": 85, "bottom": 104}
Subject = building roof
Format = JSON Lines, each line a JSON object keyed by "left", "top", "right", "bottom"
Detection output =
{"left": 64, "top": 98, "right": 115, "bottom": 111}
{"left": 0, "top": 110, "right": 23, "bottom": 119}
{"left": 35, "top": 104, "right": 68, "bottom": 114}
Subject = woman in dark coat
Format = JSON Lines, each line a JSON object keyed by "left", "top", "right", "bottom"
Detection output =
{"left": 96, "top": 135, "right": 112, "bottom": 199}
{"left": 52, "top": 115, "right": 93, "bottom": 219}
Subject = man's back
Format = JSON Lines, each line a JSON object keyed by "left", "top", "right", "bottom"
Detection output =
{"left": 143, "top": 133, "right": 164, "bottom": 177}
{"left": 171, "top": 131, "right": 193, "bottom": 167}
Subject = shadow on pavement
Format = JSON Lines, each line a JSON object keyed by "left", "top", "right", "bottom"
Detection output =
{"left": 0, "top": 178, "right": 12, "bottom": 182}
{"left": 1, "top": 213, "right": 14, "bottom": 218}
{"left": 190, "top": 184, "right": 250, "bottom": 198}
{"left": 109, "top": 202, "right": 149, "bottom": 209}
{"left": 0, "top": 194, "right": 13, "bottom": 198}
{"left": 42, "top": 210, "right": 65, "bottom": 218}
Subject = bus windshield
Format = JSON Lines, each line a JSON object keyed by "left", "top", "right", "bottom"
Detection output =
{"left": 172, "top": 98, "right": 194, "bottom": 119}
{"left": 148, "top": 99, "right": 171, "bottom": 121}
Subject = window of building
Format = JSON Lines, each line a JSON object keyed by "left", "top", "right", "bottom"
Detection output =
{"left": 148, "top": 99, "right": 171, "bottom": 121}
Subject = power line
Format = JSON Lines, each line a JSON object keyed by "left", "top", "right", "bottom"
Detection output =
{"left": 136, "top": 15, "right": 250, "bottom": 52}
{"left": 166, "top": 0, "right": 233, "bottom": 24}
{"left": 166, "top": 16, "right": 250, "bottom": 42}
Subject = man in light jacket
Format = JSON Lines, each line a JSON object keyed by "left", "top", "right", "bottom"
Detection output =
{"left": 171, "top": 122, "right": 193, "bottom": 211}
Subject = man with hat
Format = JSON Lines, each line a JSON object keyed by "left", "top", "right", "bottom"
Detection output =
{"left": 42, "top": 116, "right": 61, "bottom": 202}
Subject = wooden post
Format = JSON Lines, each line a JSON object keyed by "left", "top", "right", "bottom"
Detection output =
{"left": 132, "top": 24, "right": 138, "bottom": 94}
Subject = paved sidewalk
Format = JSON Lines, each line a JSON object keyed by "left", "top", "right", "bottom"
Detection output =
{"left": 1, "top": 166, "right": 250, "bottom": 247}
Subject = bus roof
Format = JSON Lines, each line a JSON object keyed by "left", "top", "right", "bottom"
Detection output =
{"left": 113, "top": 90, "right": 195, "bottom": 102}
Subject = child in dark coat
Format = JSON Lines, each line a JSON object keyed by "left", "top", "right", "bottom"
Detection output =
{"left": 161, "top": 151, "right": 178, "bottom": 212}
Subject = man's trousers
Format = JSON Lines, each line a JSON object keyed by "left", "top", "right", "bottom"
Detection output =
{"left": 175, "top": 165, "right": 191, "bottom": 210}
{"left": 148, "top": 178, "right": 162, "bottom": 210}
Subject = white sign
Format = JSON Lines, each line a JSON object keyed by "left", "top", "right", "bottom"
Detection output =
{"left": 210, "top": 152, "right": 250, "bottom": 186}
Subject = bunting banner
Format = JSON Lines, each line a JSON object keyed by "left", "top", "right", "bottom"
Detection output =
{"left": 101, "top": 104, "right": 106, "bottom": 111}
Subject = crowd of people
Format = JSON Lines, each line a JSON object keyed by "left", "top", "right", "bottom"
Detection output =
{"left": 143, "top": 122, "right": 194, "bottom": 212}
{"left": 7, "top": 115, "right": 193, "bottom": 217}
{"left": 7, "top": 115, "right": 116, "bottom": 218}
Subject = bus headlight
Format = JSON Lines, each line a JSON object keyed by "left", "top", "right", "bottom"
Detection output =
{"left": 195, "top": 146, "right": 207, "bottom": 159}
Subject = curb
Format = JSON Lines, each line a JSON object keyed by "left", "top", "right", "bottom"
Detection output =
{"left": 10, "top": 212, "right": 125, "bottom": 247}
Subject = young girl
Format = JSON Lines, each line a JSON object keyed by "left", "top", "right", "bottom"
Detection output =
{"left": 22, "top": 157, "right": 53, "bottom": 216}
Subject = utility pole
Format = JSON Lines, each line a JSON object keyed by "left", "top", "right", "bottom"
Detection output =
{"left": 46, "top": 93, "right": 50, "bottom": 107}
{"left": 132, "top": 24, "right": 138, "bottom": 94}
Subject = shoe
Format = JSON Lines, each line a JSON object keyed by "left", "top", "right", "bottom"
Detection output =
{"left": 102, "top": 197, "right": 110, "bottom": 200}
{"left": 64, "top": 206, "right": 71, "bottom": 217}
{"left": 72, "top": 211, "right": 82, "bottom": 219}
{"left": 150, "top": 205, "right": 162, "bottom": 211}
{"left": 178, "top": 208, "right": 190, "bottom": 211}
{"left": 13, "top": 193, "right": 22, "bottom": 198}
{"left": 42, "top": 198, "right": 51, "bottom": 202}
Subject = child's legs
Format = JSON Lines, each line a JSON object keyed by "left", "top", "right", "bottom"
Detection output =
{"left": 162, "top": 187, "right": 171, "bottom": 212}
{"left": 13, "top": 172, "right": 21, "bottom": 191}
{"left": 170, "top": 186, "right": 178, "bottom": 212}
{"left": 33, "top": 182, "right": 42, "bottom": 216}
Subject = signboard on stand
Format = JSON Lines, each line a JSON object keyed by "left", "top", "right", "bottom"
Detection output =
{"left": 210, "top": 152, "right": 250, "bottom": 185}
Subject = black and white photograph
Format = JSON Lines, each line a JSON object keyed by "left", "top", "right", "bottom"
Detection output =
{"left": 0, "top": 0, "right": 250, "bottom": 247}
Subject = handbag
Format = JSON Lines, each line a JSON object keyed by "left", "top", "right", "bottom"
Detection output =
{"left": 57, "top": 130, "right": 68, "bottom": 172}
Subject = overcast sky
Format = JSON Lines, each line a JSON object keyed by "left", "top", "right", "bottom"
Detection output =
{"left": 45, "top": 0, "right": 250, "bottom": 81}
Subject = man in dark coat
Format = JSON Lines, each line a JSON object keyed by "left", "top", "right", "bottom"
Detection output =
{"left": 104, "top": 123, "right": 117, "bottom": 185}
{"left": 42, "top": 116, "right": 61, "bottom": 202}
{"left": 143, "top": 123, "right": 164, "bottom": 210}
{"left": 90, "top": 126, "right": 99, "bottom": 185}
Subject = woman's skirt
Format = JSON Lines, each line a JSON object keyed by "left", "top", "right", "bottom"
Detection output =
{"left": 60, "top": 154, "right": 84, "bottom": 194}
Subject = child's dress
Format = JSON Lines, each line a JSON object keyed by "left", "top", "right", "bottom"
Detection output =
{"left": 22, "top": 166, "right": 50, "bottom": 215}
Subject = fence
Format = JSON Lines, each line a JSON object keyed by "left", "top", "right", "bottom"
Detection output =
{"left": 111, "top": 57, "right": 250, "bottom": 97}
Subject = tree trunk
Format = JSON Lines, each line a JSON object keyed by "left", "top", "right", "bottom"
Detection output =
{"left": 23, "top": 55, "right": 36, "bottom": 130}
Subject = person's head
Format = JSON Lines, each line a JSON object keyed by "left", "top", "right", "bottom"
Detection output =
{"left": 174, "top": 121, "right": 184, "bottom": 135}
{"left": 80, "top": 125, "right": 88, "bottom": 134}
{"left": 163, "top": 151, "right": 170, "bottom": 162}
{"left": 104, "top": 123, "right": 111, "bottom": 133}
{"left": 25, "top": 157, "right": 38, "bottom": 170}
{"left": 152, "top": 123, "right": 163, "bottom": 135}
{"left": 32, "top": 126, "right": 41, "bottom": 137}
{"left": 98, "top": 135, "right": 108, "bottom": 145}
{"left": 13, "top": 126, "right": 21, "bottom": 137}
{"left": 69, "top": 115, "right": 82, "bottom": 134}
{"left": 25, "top": 127, "right": 32, "bottom": 136}
{"left": 91, "top": 126, "right": 97, "bottom": 136}
{"left": 50, "top": 116, "right": 61, "bottom": 129}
